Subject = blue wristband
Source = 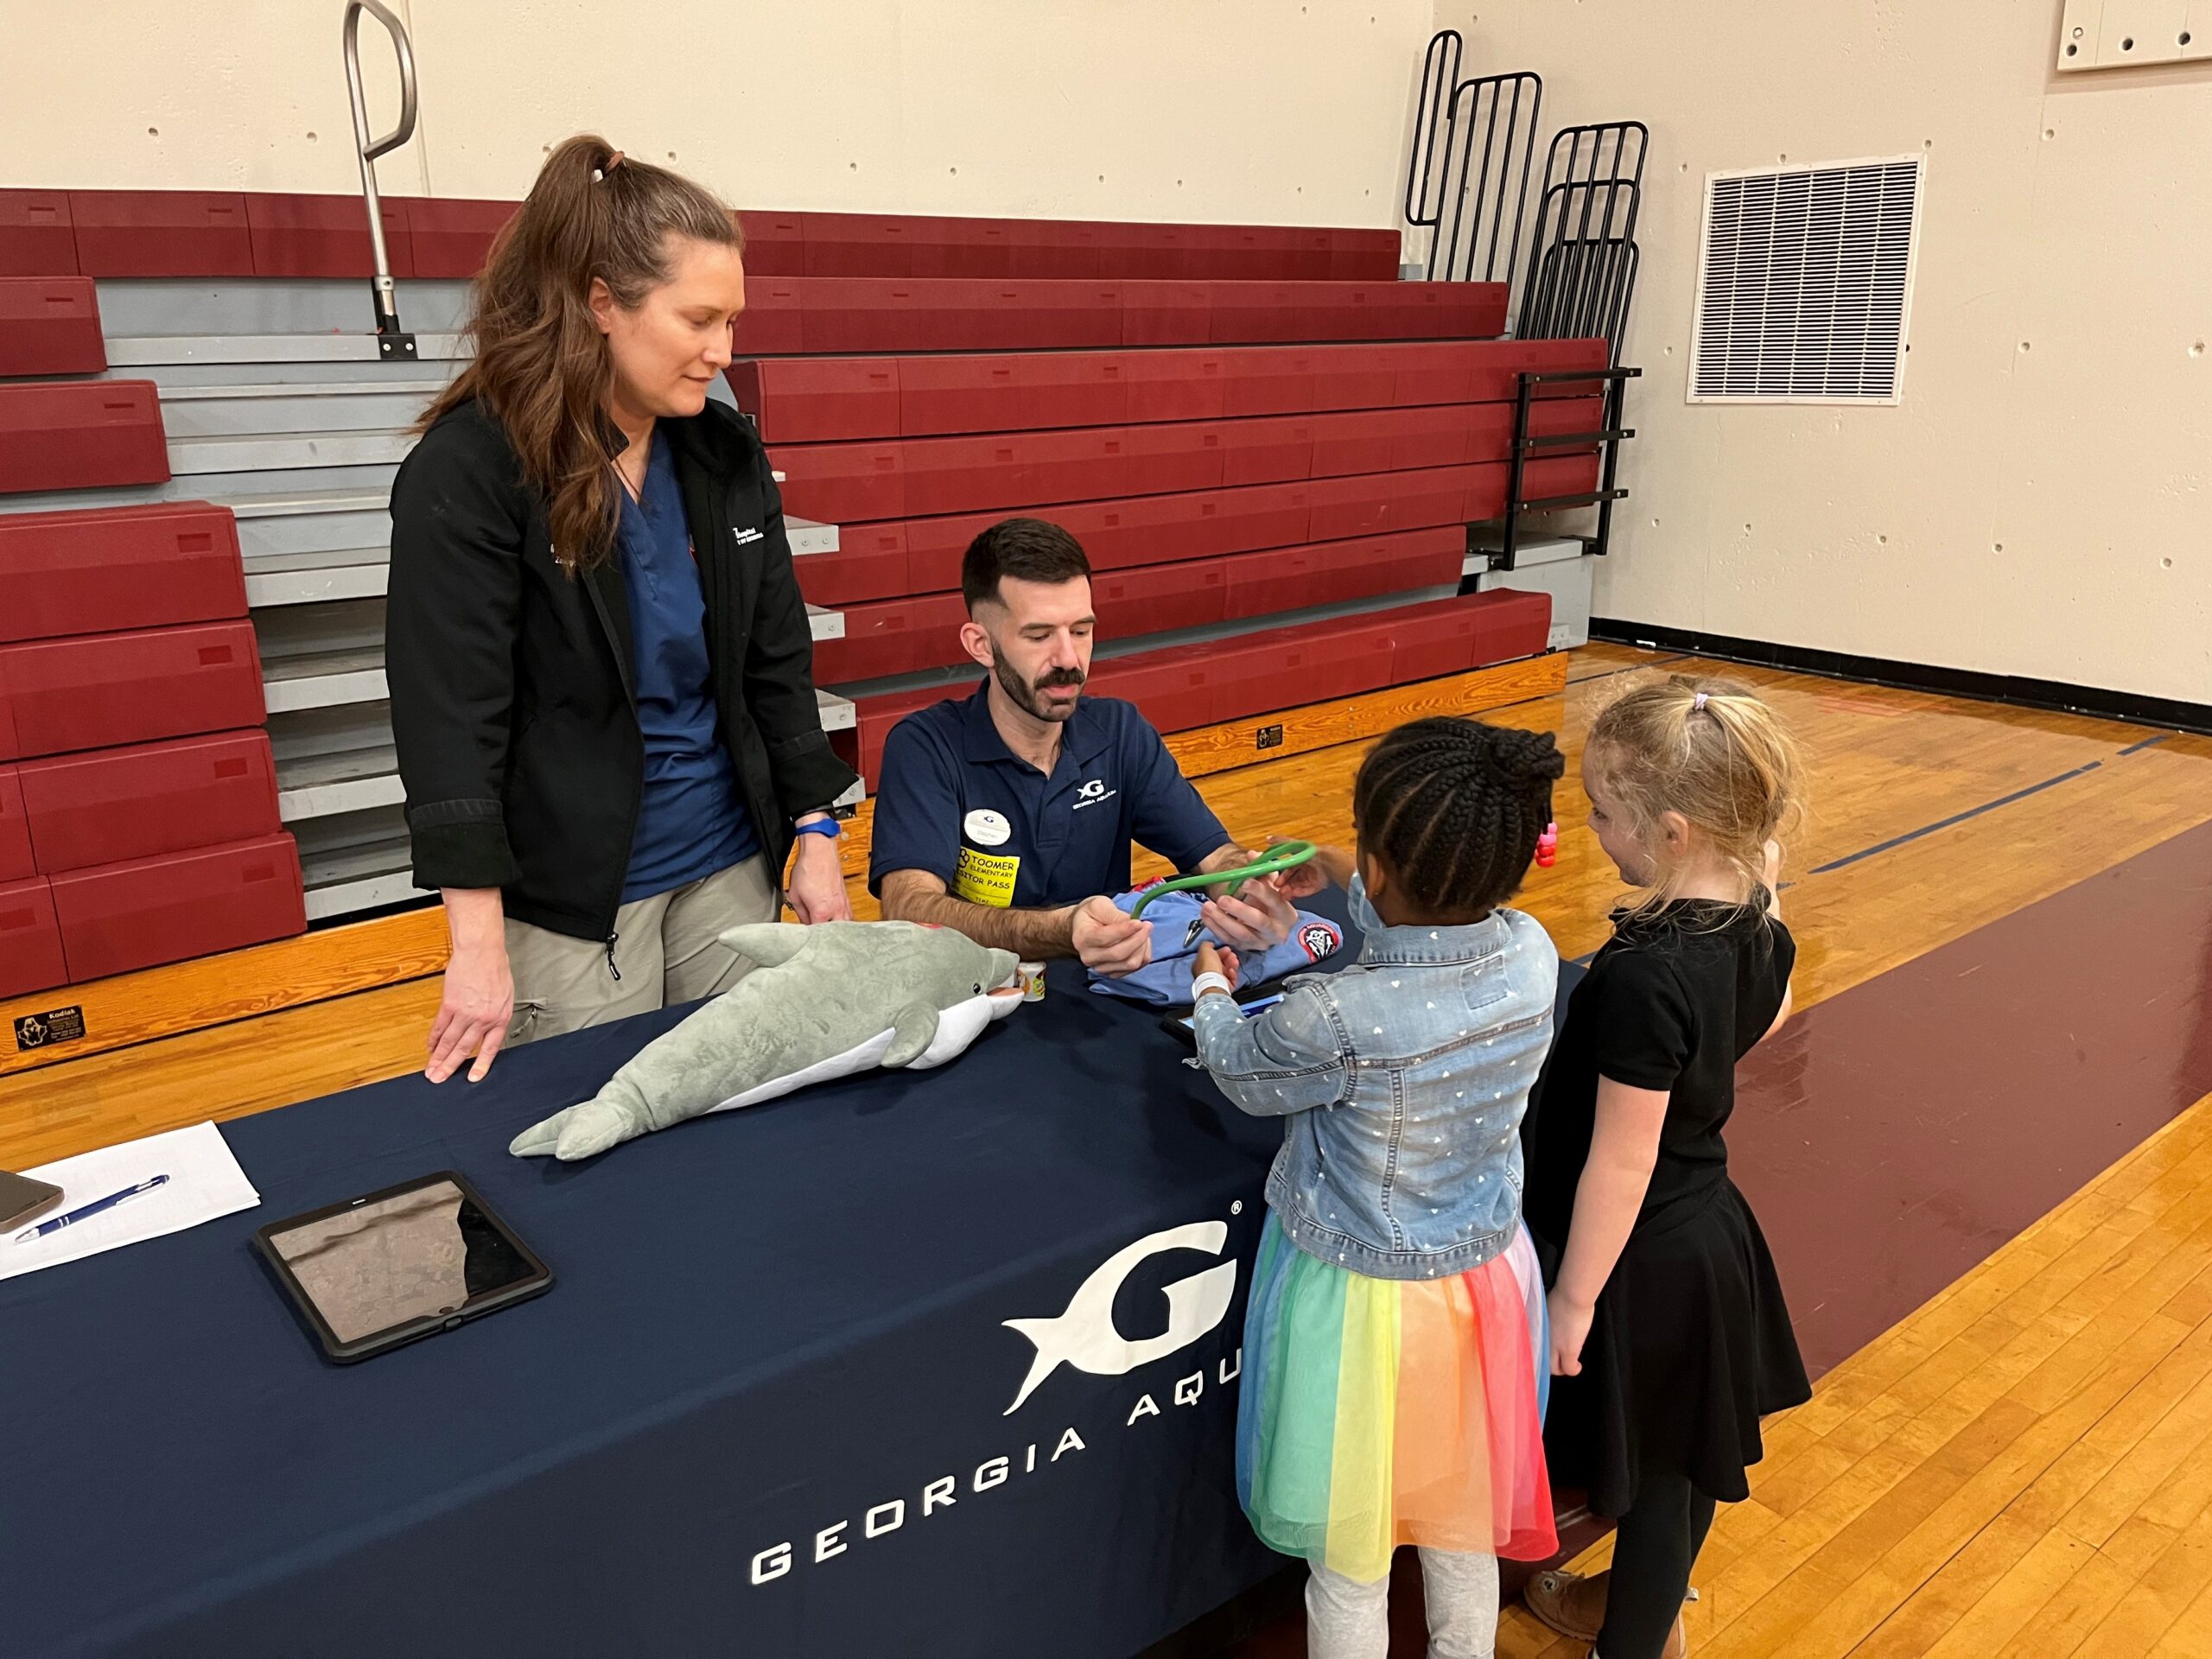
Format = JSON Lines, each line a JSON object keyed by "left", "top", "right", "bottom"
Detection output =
{"left": 793, "top": 817, "right": 841, "bottom": 842}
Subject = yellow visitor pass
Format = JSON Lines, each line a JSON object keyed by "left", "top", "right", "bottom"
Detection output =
{"left": 953, "top": 847, "right": 1020, "bottom": 907}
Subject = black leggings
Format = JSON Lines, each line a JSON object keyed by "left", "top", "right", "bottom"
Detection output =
{"left": 1597, "top": 1470, "right": 1716, "bottom": 1659}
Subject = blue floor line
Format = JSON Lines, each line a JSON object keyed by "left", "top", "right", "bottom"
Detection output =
{"left": 1809, "top": 760, "right": 2107, "bottom": 876}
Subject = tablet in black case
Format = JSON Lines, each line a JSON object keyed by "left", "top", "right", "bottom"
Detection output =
{"left": 253, "top": 1171, "right": 552, "bottom": 1363}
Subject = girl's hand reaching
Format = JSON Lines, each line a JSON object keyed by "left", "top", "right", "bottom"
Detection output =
{"left": 1267, "top": 837, "right": 1352, "bottom": 901}
{"left": 1192, "top": 940, "right": 1241, "bottom": 995}
{"left": 1548, "top": 1287, "right": 1594, "bottom": 1376}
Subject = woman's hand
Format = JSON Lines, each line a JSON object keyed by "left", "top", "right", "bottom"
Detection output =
{"left": 1548, "top": 1287, "right": 1594, "bottom": 1377}
{"left": 429, "top": 888, "right": 513, "bottom": 1084}
{"left": 785, "top": 821, "right": 854, "bottom": 924}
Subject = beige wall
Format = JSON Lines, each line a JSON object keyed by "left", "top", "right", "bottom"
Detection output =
{"left": 0, "top": 0, "right": 1429, "bottom": 230}
{"left": 1457, "top": 0, "right": 2211, "bottom": 702}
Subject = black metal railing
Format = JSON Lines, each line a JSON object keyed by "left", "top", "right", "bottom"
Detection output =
{"left": 1516, "top": 123, "right": 1648, "bottom": 361}
{"left": 1491, "top": 365, "right": 1642, "bottom": 570}
{"left": 1400, "top": 32, "right": 1542, "bottom": 287}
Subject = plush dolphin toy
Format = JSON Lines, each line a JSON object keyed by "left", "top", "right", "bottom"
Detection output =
{"left": 511, "top": 921, "right": 1023, "bottom": 1162}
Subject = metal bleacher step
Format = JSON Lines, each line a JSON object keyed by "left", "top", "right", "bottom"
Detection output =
{"left": 107, "top": 333, "right": 469, "bottom": 370}
{"left": 264, "top": 645, "right": 387, "bottom": 714}
{"left": 817, "top": 688, "right": 855, "bottom": 733}
{"left": 171, "top": 427, "right": 417, "bottom": 477}
{"left": 290, "top": 803, "right": 423, "bottom": 923}
{"left": 245, "top": 546, "right": 391, "bottom": 607}
{"left": 277, "top": 741, "right": 404, "bottom": 821}
{"left": 159, "top": 380, "right": 449, "bottom": 436}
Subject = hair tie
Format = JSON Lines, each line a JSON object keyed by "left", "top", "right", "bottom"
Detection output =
{"left": 1692, "top": 691, "right": 1710, "bottom": 713}
{"left": 594, "top": 150, "right": 626, "bottom": 183}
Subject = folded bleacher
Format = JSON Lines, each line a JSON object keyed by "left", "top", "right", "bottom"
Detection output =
{"left": 0, "top": 187, "right": 1603, "bottom": 995}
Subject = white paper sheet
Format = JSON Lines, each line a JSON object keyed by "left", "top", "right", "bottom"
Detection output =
{"left": 1, "top": 1122, "right": 260, "bottom": 1282}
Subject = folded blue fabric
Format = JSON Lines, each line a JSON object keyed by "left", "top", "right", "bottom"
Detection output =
{"left": 1086, "top": 884, "right": 1344, "bottom": 1007}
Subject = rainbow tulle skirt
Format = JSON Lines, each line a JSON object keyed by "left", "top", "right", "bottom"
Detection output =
{"left": 1236, "top": 1213, "right": 1558, "bottom": 1583}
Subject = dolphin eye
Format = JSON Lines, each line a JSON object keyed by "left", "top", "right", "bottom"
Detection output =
{"left": 972, "top": 982, "right": 982, "bottom": 994}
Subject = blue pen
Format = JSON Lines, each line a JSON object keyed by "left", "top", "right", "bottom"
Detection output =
{"left": 14, "top": 1173, "right": 169, "bottom": 1243}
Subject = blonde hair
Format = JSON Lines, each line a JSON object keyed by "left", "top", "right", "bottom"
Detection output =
{"left": 1586, "top": 674, "right": 1802, "bottom": 912}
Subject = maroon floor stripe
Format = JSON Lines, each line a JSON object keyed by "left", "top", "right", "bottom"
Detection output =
{"left": 1733, "top": 816, "right": 2212, "bottom": 1377}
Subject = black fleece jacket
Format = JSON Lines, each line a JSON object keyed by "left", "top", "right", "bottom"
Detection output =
{"left": 385, "top": 396, "right": 855, "bottom": 943}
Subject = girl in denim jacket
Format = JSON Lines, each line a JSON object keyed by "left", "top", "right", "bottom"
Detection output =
{"left": 1190, "top": 716, "right": 1566, "bottom": 1659}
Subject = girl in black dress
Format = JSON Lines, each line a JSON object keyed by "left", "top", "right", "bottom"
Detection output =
{"left": 1519, "top": 676, "right": 1810, "bottom": 1659}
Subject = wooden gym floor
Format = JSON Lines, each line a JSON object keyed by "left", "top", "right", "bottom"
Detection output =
{"left": 9, "top": 643, "right": 2212, "bottom": 1656}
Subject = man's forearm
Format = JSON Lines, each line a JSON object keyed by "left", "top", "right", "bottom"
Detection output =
{"left": 880, "top": 879, "right": 1078, "bottom": 959}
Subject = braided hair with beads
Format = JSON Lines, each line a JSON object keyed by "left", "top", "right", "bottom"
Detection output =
{"left": 1352, "top": 717, "right": 1566, "bottom": 921}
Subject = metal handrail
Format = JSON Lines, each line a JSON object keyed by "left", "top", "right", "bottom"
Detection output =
{"left": 1430, "top": 71, "right": 1541, "bottom": 286}
{"left": 343, "top": 0, "right": 419, "bottom": 358}
{"left": 1402, "top": 30, "right": 1464, "bottom": 232}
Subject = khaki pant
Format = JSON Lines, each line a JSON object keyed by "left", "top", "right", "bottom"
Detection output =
{"left": 504, "top": 855, "right": 779, "bottom": 1046}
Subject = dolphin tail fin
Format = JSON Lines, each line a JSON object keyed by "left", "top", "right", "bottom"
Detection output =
{"left": 1001, "top": 1316, "right": 1068, "bottom": 1415}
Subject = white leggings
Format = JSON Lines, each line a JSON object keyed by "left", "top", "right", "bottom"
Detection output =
{"left": 1305, "top": 1548, "right": 1500, "bottom": 1659}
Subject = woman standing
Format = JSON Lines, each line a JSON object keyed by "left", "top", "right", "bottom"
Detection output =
{"left": 388, "top": 136, "right": 855, "bottom": 1084}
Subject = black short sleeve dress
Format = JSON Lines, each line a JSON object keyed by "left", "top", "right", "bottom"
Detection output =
{"left": 1520, "top": 899, "right": 1812, "bottom": 1516}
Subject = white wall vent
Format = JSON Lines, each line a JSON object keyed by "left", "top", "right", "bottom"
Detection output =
{"left": 1688, "top": 154, "right": 1923, "bottom": 405}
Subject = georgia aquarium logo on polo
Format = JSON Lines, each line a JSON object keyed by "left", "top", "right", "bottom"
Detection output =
{"left": 1001, "top": 1220, "right": 1238, "bottom": 1413}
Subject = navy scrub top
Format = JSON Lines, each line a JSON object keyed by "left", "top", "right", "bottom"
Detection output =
{"left": 613, "top": 435, "right": 760, "bottom": 902}
{"left": 868, "top": 683, "right": 1230, "bottom": 909}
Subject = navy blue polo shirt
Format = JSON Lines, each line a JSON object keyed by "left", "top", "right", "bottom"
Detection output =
{"left": 868, "top": 683, "right": 1230, "bottom": 909}
{"left": 614, "top": 435, "right": 759, "bottom": 901}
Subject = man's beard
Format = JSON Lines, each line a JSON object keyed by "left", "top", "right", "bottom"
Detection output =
{"left": 994, "top": 652, "right": 1085, "bottom": 723}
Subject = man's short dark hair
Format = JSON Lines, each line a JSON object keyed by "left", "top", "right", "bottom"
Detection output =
{"left": 961, "top": 518, "right": 1092, "bottom": 612}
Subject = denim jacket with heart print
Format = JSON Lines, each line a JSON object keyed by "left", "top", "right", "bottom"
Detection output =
{"left": 1192, "top": 875, "right": 1558, "bottom": 1281}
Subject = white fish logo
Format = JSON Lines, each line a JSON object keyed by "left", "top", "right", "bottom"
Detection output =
{"left": 1001, "top": 1221, "right": 1237, "bottom": 1414}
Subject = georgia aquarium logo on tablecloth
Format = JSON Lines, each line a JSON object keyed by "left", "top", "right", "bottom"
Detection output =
{"left": 746, "top": 1211, "right": 1249, "bottom": 1586}
{"left": 1001, "top": 1220, "right": 1238, "bottom": 1414}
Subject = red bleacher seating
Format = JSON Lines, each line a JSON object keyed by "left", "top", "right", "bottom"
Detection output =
{"left": 0, "top": 277, "right": 105, "bottom": 377}
{"left": 0, "top": 502, "right": 246, "bottom": 643}
{"left": 797, "top": 458, "right": 1595, "bottom": 610}
{"left": 0, "top": 874, "right": 67, "bottom": 997}
{"left": 733, "top": 339, "right": 1613, "bottom": 442}
{"left": 769, "top": 278, "right": 1503, "bottom": 357}
{"left": 783, "top": 215, "right": 1396, "bottom": 283}
{"left": 810, "top": 526, "right": 1470, "bottom": 683}
{"left": 831, "top": 589, "right": 1551, "bottom": 786}
{"left": 0, "top": 764, "right": 30, "bottom": 882}
{"left": 69, "top": 190, "right": 256, "bottom": 278}
{"left": 245, "top": 193, "right": 413, "bottom": 279}
{"left": 0, "top": 620, "right": 264, "bottom": 761}
{"left": 0, "top": 379, "right": 169, "bottom": 494}
{"left": 0, "top": 191, "right": 76, "bottom": 278}
{"left": 404, "top": 197, "right": 518, "bottom": 279}
{"left": 18, "top": 730, "right": 281, "bottom": 874}
{"left": 48, "top": 832, "right": 306, "bottom": 983}
{"left": 774, "top": 403, "right": 1602, "bottom": 526}
{"left": 0, "top": 190, "right": 1398, "bottom": 284}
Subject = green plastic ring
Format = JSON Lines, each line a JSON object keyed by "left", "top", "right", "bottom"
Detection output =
{"left": 1128, "top": 840, "right": 1319, "bottom": 918}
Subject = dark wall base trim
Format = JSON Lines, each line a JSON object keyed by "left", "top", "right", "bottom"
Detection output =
{"left": 1591, "top": 620, "right": 2212, "bottom": 739}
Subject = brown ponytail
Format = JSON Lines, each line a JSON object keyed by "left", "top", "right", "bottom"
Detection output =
{"left": 420, "top": 135, "right": 744, "bottom": 574}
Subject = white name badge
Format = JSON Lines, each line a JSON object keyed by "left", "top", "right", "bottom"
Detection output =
{"left": 963, "top": 809, "right": 1012, "bottom": 848}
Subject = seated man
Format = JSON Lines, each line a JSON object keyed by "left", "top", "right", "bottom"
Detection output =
{"left": 871, "top": 518, "right": 1297, "bottom": 976}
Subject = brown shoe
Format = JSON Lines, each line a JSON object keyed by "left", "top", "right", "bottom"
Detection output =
{"left": 1523, "top": 1567, "right": 1607, "bottom": 1641}
{"left": 1523, "top": 1571, "right": 1688, "bottom": 1656}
